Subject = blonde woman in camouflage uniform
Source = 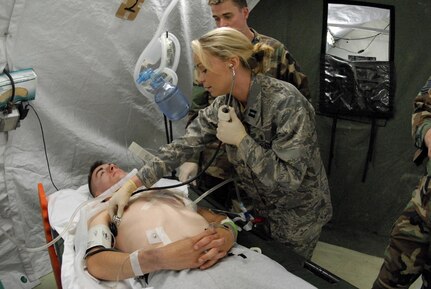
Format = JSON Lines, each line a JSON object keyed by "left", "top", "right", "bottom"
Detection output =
{"left": 179, "top": 0, "right": 309, "bottom": 209}
{"left": 109, "top": 27, "right": 332, "bottom": 260}
{"left": 372, "top": 76, "right": 431, "bottom": 289}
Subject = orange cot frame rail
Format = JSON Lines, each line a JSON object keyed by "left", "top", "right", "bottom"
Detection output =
{"left": 37, "top": 182, "right": 62, "bottom": 289}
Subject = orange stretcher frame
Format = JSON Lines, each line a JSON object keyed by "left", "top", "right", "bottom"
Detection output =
{"left": 38, "top": 182, "right": 62, "bottom": 289}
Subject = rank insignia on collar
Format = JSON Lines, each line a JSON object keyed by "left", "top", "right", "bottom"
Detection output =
{"left": 248, "top": 109, "right": 257, "bottom": 118}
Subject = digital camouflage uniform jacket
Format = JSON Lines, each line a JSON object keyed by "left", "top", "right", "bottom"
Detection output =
{"left": 187, "top": 28, "right": 310, "bottom": 180}
{"left": 373, "top": 76, "right": 431, "bottom": 289}
{"left": 137, "top": 74, "right": 332, "bottom": 259}
{"left": 411, "top": 76, "right": 431, "bottom": 237}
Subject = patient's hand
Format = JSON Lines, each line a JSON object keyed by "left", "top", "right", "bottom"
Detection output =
{"left": 197, "top": 227, "right": 235, "bottom": 270}
{"left": 154, "top": 228, "right": 223, "bottom": 271}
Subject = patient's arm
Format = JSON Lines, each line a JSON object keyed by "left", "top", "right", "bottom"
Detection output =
{"left": 87, "top": 229, "right": 223, "bottom": 280}
{"left": 86, "top": 211, "right": 224, "bottom": 280}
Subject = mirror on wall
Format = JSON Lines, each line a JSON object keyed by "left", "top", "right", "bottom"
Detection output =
{"left": 319, "top": 0, "right": 395, "bottom": 118}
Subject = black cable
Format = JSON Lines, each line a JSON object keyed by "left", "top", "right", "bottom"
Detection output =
{"left": 163, "top": 115, "right": 170, "bottom": 144}
{"left": 28, "top": 104, "right": 59, "bottom": 191}
{"left": 328, "top": 26, "right": 385, "bottom": 42}
{"left": 356, "top": 31, "right": 381, "bottom": 54}
{"left": 334, "top": 33, "right": 382, "bottom": 41}
{"left": 328, "top": 24, "right": 389, "bottom": 54}
{"left": 333, "top": 44, "right": 358, "bottom": 54}
{"left": 131, "top": 140, "right": 223, "bottom": 196}
{"left": 329, "top": 45, "right": 359, "bottom": 54}
{"left": 168, "top": 119, "right": 173, "bottom": 143}
{"left": 85, "top": 247, "right": 119, "bottom": 258}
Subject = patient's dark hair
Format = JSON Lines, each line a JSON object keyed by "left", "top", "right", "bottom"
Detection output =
{"left": 208, "top": 0, "right": 247, "bottom": 8}
{"left": 88, "top": 160, "right": 105, "bottom": 197}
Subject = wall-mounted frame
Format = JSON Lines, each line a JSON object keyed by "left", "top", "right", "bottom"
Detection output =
{"left": 319, "top": 0, "right": 395, "bottom": 180}
{"left": 319, "top": 0, "right": 395, "bottom": 119}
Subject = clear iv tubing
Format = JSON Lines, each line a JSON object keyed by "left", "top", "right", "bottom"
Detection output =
{"left": 0, "top": 169, "right": 138, "bottom": 253}
{"left": 191, "top": 178, "right": 235, "bottom": 206}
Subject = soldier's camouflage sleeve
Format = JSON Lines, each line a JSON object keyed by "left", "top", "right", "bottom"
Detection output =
{"left": 412, "top": 76, "right": 431, "bottom": 165}
{"left": 373, "top": 76, "right": 431, "bottom": 289}
{"left": 237, "top": 92, "right": 316, "bottom": 191}
{"left": 137, "top": 99, "right": 221, "bottom": 187}
{"left": 253, "top": 30, "right": 310, "bottom": 100}
{"left": 279, "top": 46, "right": 310, "bottom": 100}
{"left": 372, "top": 181, "right": 431, "bottom": 289}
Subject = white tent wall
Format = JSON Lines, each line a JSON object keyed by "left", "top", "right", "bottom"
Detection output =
{"left": 326, "top": 20, "right": 390, "bottom": 61}
{"left": 0, "top": 0, "right": 214, "bottom": 287}
{"left": 326, "top": 4, "right": 390, "bottom": 61}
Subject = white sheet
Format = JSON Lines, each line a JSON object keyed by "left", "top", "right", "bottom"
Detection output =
{"left": 47, "top": 178, "right": 189, "bottom": 289}
{"left": 48, "top": 180, "right": 316, "bottom": 289}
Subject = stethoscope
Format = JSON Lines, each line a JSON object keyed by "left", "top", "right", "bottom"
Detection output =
{"left": 224, "top": 64, "right": 236, "bottom": 111}
{"left": 110, "top": 63, "right": 238, "bottom": 229}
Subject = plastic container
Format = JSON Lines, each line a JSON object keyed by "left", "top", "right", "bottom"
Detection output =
{"left": 137, "top": 68, "right": 190, "bottom": 121}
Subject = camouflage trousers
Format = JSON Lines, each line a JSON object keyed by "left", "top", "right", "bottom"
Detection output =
{"left": 256, "top": 205, "right": 324, "bottom": 260}
{"left": 277, "top": 226, "right": 321, "bottom": 260}
{"left": 372, "top": 180, "right": 431, "bottom": 289}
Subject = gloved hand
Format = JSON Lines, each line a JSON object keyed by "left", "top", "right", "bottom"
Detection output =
{"left": 108, "top": 179, "right": 137, "bottom": 219}
{"left": 178, "top": 162, "right": 198, "bottom": 185}
{"left": 216, "top": 106, "right": 247, "bottom": 146}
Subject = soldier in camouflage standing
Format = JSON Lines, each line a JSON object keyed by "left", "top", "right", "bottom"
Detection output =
{"left": 178, "top": 0, "right": 310, "bottom": 207}
{"left": 108, "top": 27, "right": 332, "bottom": 259}
{"left": 372, "top": 76, "right": 431, "bottom": 289}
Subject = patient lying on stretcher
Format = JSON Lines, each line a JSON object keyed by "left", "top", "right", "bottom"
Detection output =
{"left": 84, "top": 161, "right": 316, "bottom": 289}
{"left": 112, "top": 192, "right": 212, "bottom": 252}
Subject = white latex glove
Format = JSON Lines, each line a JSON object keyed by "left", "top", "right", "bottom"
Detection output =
{"left": 108, "top": 179, "right": 137, "bottom": 219}
{"left": 178, "top": 162, "right": 198, "bottom": 185}
{"left": 216, "top": 106, "right": 247, "bottom": 146}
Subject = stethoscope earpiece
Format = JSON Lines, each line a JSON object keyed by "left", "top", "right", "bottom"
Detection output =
{"left": 225, "top": 64, "right": 236, "bottom": 107}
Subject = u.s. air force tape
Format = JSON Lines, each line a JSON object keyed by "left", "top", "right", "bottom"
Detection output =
{"left": 130, "top": 250, "right": 144, "bottom": 276}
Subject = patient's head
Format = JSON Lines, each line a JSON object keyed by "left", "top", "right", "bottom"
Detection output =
{"left": 88, "top": 161, "right": 127, "bottom": 197}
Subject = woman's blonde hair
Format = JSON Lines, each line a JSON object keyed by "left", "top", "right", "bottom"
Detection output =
{"left": 192, "top": 27, "right": 273, "bottom": 74}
